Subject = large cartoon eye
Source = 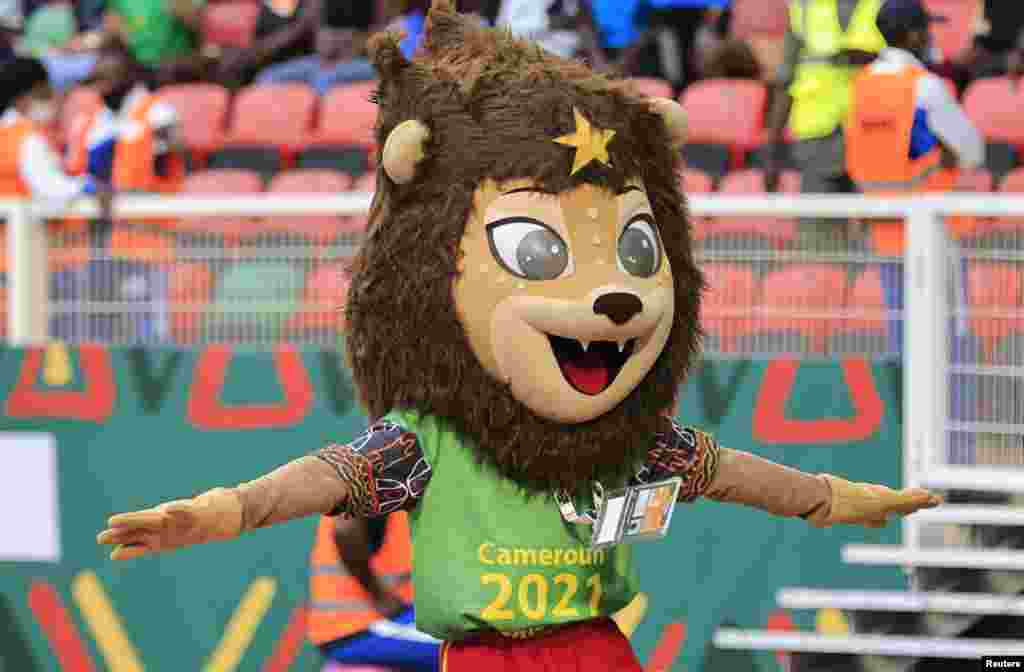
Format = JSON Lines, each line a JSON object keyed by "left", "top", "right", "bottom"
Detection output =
{"left": 618, "top": 215, "right": 661, "bottom": 278}
{"left": 487, "top": 218, "right": 570, "bottom": 281}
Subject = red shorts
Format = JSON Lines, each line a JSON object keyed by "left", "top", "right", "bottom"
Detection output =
{"left": 441, "top": 619, "right": 642, "bottom": 672}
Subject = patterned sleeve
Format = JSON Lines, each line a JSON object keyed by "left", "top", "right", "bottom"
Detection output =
{"left": 313, "top": 419, "right": 433, "bottom": 518}
{"left": 633, "top": 421, "right": 722, "bottom": 503}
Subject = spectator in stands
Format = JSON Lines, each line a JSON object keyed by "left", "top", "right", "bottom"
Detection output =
{"left": 646, "top": 0, "right": 730, "bottom": 91}
{"left": 102, "top": 0, "right": 205, "bottom": 73}
{"left": 21, "top": 1, "right": 100, "bottom": 92}
{"left": 216, "top": 0, "right": 322, "bottom": 88}
{"left": 0, "top": 56, "right": 110, "bottom": 213}
{"left": 385, "top": 0, "right": 430, "bottom": 58}
{"left": 70, "top": 45, "right": 182, "bottom": 343}
{"left": 255, "top": 2, "right": 376, "bottom": 95}
{"left": 70, "top": 44, "right": 185, "bottom": 195}
{"left": 493, "top": 0, "right": 582, "bottom": 59}
{"left": 846, "top": 0, "right": 984, "bottom": 355}
{"left": 957, "top": 0, "right": 1024, "bottom": 81}
{"left": 0, "top": 7, "right": 20, "bottom": 63}
{"left": 703, "top": 37, "right": 761, "bottom": 80}
{"left": 764, "top": 0, "right": 886, "bottom": 251}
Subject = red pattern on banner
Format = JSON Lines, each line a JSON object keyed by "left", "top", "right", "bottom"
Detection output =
{"left": 5, "top": 346, "right": 116, "bottom": 422}
{"left": 187, "top": 345, "right": 314, "bottom": 430}
{"left": 262, "top": 605, "right": 308, "bottom": 672}
{"left": 766, "top": 609, "right": 796, "bottom": 667}
{"left": 27, "top": 581, "right": 97, "bottom": 672}
{"left": 752, "top": 358, "right": 884, "bottom": 444}
{"left": 644, "top": 622, "right": 687, "bottom": 672}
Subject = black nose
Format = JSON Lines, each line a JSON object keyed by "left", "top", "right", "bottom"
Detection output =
{"left": 593, "top": 293, "right": 643, "bottom": 325}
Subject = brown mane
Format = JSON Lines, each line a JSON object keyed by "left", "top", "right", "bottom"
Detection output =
{"left": 343, "top": 0, "right": 704, "bottom": 495}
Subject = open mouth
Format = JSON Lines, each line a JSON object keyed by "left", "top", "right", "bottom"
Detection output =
{"left": 547, "top": 335, "right": 637, "bottom": 396}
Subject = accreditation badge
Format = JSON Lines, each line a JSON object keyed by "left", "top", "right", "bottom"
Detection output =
{"left": 591, "top": 478, "right": 682, "bottom": 550}
{"left": 556, "top": 478, "right": 682, "bottom": 550}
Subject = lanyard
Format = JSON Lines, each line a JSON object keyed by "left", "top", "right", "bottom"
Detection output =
{"left": 555, "top": 482, "right": 605, "bottom": 525}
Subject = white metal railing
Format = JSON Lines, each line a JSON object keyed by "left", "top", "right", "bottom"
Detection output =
{"left": 777, "top": 587, "right": 1024, "bottom": 616}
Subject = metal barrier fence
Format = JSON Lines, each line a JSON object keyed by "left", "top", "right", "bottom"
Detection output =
{"left": 3, "top": 193, "right": 1024, "bottom": 511}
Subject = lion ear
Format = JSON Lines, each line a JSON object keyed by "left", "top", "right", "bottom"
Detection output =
{"left": 647, "top": 97, "right": 688, "bottom": 148}
{"left": 382, "top": 119, "right": 431, "bottom": 184}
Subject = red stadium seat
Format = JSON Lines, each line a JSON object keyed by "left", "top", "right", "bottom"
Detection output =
{"left": 923, "top": 0, "right": 980, "bottom": 63}
{"left": 265, "top": 170, "right": 358, "bottom": 244}
{"left": 963, "top": 78, "right": 1024, "bottom": 145}
{"left": 169, "top": 262, "right": 215, "bottom": 344}
{"left": 966, "top": 262, "right": 1024, "bottom": 357}
{"left": 214, "top": 84, "right": 317, "bottom": 177}
{"left": 679, "top": 169, "right": 713, "bottom": 238}
{"left": 309, "top": 81, "right": 378, "bottom": 148}
{"left": 177, "top": 169, "right": 264, "bottom": 238}
{"left": 700, "top": 262, "right": 757, "bottom": 352}
{"left": 731, "top": 0, "right": 788, "bottom": 39}
{"left": 157, "top": 83, "right": 230, "bottom": 157}
{"left": 624, "top": 78, "right": 674, "bottom": 99}
{"left": 300, "top": 81, "right": 379, "bottom": 177}
{"left": 700, "top": 169, "right": 798, "bottom": 248}
{"left": 201, "top": 1, "right": 261, "bottom": 49}
{"left": 972, "top": 167, "right": 1024, "bottom": 240}
{"left": 285, "top": 263, "right": 353, "bottom": 334}
{"left": 828, "top": 268, "right": 892, "bottom": 356}
{"left": 224, "top": 83, "right": 317, "bottom": 149}
{"left": 739, "top": 264, "right": 849, "bottom": 354}
{"left": 680, "top": 80, "right": 768, "bottom": 168}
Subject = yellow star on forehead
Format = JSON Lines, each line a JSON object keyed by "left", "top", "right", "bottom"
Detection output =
{"left": 554, "top": 108, "right": 616, "bottom": 175}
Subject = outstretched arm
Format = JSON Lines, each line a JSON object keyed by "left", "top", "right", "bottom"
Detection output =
{"left": 643, "top": 421, "right": 941, "bottom": 528}
{"left": 97, "top": 420, "right": 431, "bottom": 560}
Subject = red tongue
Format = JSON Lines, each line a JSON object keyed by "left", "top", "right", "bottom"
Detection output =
{"left": 562, "top": 350, "right": 610, "bottom": 396}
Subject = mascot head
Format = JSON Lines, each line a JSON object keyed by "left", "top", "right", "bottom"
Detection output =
{"left": 345, "top": 0, "right": 703, "bottom": 494}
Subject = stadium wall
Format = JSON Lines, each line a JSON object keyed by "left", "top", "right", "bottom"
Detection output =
{"left": 0, "top": 345, "right": 907, "bottom": 672}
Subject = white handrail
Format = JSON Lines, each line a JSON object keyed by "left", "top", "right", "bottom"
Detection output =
{"left": 2, "top": 192, "right": 1024, "bottom": 218}
{"left": 843, "top": 545, "right": 1024, "bottom": 570}
{"left": 713, "top": 629, "right": 1024, "bottom": 658}
{"left": 777, "top": 587, "right": 1024, "bottom": 616}
{"left": 908, "top": 505, "right": 1024, "bottom": 526}
{"left": 920, "top": 467, "right": 1024, "bottom": 494}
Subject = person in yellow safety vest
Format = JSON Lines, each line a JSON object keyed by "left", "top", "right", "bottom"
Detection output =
{"left": 846, "top": 0, "right": 984, "bottom": 355}
{"left": 309, "top": 512, "right": 442, "bottom": 671}
{"left": 763, "top": 0, "right": 887, "bottom": 250}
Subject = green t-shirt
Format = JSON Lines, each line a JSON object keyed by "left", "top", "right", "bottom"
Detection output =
{"left": 388, "top": 409, "right": 638, "bottom": 641}
{"left": 110, "top": 0, "right": 204, "bottom": 66}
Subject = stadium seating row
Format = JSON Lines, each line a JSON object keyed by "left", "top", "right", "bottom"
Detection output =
{"left": 57, "top": 73, "right": 1024, "bottom": 182}
{"left": 703, "top": 261, "right": 1024, "bottom": 358}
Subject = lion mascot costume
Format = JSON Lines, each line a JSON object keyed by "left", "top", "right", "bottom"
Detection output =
{"left": 99, "top": 2, "right": 941, "bottom": 669}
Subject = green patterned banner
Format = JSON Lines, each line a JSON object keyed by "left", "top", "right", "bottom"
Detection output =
{"left": 0, "top": 346, "right": 906, "bottom": 672}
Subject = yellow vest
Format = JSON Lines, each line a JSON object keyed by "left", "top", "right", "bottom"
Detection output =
{"left": 788, "top": 0, "right": 886, "bottom": 140}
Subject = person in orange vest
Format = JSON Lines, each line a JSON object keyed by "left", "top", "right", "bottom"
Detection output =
{"left": 310, "top": 512, "right": 441, "bottom": 671}
{"left": 69, "top": 44, "right": 185, "bottom": 196}
{"left": 0, "top": 56, "right": 110, "bottom": 210}
{"left": 846, "top": 0, "right": 984, "bottom": 355}
{"left": 66, "top": 44, "right": 184, "bottom": 343}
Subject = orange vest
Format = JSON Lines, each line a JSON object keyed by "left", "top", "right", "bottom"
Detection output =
{"left": 308, "top": 513, "right": 415, "bottom": 645}
{"left": 66, "top": 96, "right": 182, "bottom": 263}
{"left": 847, "top": 66, "right": 972, "bottom": 255}
{"left": 67, "top": 96, "right": 184, "bottom": 193}
{"left": 0, "top": 118, "right": 38, "bottom": 197}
